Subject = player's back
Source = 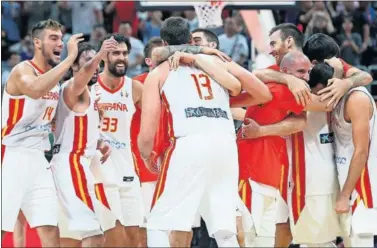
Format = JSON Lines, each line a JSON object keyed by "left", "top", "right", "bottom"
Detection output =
{"left": 161, "top": 66, "right": 235, "bottom": 138}
{"left": 1, "top": 61, "right": 60, "bottom": 151}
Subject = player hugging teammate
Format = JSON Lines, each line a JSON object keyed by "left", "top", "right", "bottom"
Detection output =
{"left": 1, "top": 17, "right": 376, "bottom": 248}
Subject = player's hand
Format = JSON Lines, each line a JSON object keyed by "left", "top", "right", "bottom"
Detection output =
{"left": 318, "top": 78, "right": 352, "bottom": 108}
{"left": 324, "top": 57, "right": 344, "bottom": 78}
{"left": 143, "top": 154, "right": 160, "bottom": 175}
{"left": 98, "top": 36, "right": 118, "bottom": 59}
{"left": 66, "top": 33, "right": 85, "bottom": 61}
{"left": 287, "top": 76, "right": 311, "bottom": 106}
{"left": 241, "top": 118, "right": 263, "bottom": 139}
{"left": 98, "top": 142, "right": 111, "bottom": 164}
{"left": 200, "top": 47, "right": 232, "bottom": 62}
{"left": 168, "top": 51, "right": 196, "bottom": 70}
{"left": 335, "top": 193, "right": 351, "bottom": 214}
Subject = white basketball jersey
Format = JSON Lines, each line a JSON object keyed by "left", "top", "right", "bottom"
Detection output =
{"left": 53, "top": 82, "right": 99, "bottom": 158}
{"left": 286, "top": 112, "right": 338, "bottom": 195}
{"left": 92, "top": 75, "right": 135, "bottom": 163}
{"left": 1, "top": 61, "right": 60, "bottom": 151}
{"left": 161, "top": 65, "right": 235, "bottom": 138}
{"left": 332, "top": 87, "right": 377, "bottom": 205}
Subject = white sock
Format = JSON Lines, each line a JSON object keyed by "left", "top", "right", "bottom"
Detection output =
{"left": 147, "top": 229, "right": 170, "bottom": 247}
{"left": 214, "top": 231, "right": 239, "bottom": 247}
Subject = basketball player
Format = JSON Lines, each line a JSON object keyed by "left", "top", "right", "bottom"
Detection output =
{"left": 241, "top": 57, "right": 342, "bottom": 248}
{"left": 51, "top": 39, "right": 118, "bottom": 247}
{"left": 242, "top": 25, "right": 373, "bottom": 248}
{"left": 1, "top": 19, "right": 83, "bottom": 246}
{"left": 138, "top": 17, "right": 242, "bottom": 247}
{"left": 90, "top": 33, "right": 144, "bottom": 247}
{"left": 310, "top": 62, "right": 377, "bottom": 247}
{"left": 131, "top": 37, "right": 164, "bottom": 247}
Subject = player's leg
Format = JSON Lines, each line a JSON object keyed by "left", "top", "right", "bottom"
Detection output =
{"left": 13, "top": 211, "right": 27, "bottom": 247}
{"left": 147, "top": 137, "right": 206, "bottom": 247}
{"left": 200, "top": 134, "right": 239, "bottom": 247}
{"left": 51, "top": 155, "right": 104, "bottom": 247}
{"left": 275, "top": 190, "right": 292, "bottom": 247}
{"left": 236, "top": 216, "right": 245, "bottom": 247}
{"left": 139, "top": 181, "right": 156, "bottom": 247}
{"left": 21, "top": 150, "right": 60, "bottom": 247}
{"left": 119, "top": 178, "right": 144, "bottom": 247}
{"left": 1, "top": 147, "right": 37, "bottom": 243}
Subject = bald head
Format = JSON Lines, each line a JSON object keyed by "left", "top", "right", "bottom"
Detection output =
{"left": 280, "top": 51, "right": 311, "bottom": 82}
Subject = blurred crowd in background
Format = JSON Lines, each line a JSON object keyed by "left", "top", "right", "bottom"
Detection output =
{"left": 2, "top": 1, "right": 377, "bottom": 89}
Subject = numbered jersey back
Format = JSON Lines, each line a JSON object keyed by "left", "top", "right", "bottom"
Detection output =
{"left": 161, "top": 65, "right": 235, "bottom": 138}
{"left": 93, "top": 76, "right": 135, "bottom": 152}
{"left": 1, "top": 61, "right": 60, "bottom": 151}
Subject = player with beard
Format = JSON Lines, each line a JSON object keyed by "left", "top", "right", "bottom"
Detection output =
{"left": 1, "top": 19, "right": 83, "bottom": 246}
{"left": 51, "top": 40, "right": 116, "bottom": 247}
{"left": 241, "top": 25, "right": 373, "bottom": 248}
{"left": 90, "top": 33, "right": 144, "bottom": 247}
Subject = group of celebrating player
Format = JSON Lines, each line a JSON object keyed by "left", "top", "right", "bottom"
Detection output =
{"left": 1, "top": 15, "right": 376, "bottom": 248}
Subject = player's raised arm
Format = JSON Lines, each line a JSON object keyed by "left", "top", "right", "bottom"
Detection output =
{"left": 138, "top": 63, "right": 169, "bottom": 159}
{"left": 225, "top": 61, "right": 272, "bottom": 104}
{"left": 9, "top": 34, "right": 84, "bottom": 99}
{"left": 336, "top": 91, "right": 372, "bottom": 213}
{"left": 66, "top": 37, "right": 117, "bottom": 96}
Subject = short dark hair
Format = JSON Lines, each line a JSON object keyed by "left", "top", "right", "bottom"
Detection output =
{"left": 160, "top": 17, "right": 191, "bottom": 45}
{"left": 192, "top": 28, "right": 219, "bottom": 49}
{"left": 303, "top": 33, "right": 340, "bottom": 62}
{"left": 308, "top": 62, "right": 334, "bottom": 88}
{"left": 269, "top": 23, "right": 304, "bottom": 49}
{"left": 74, "top": 42, "right": 95, "bottom": 65}
{"left": 31, "top": 19, "right": 62, "bottom": 39}
{"left": 144, "top": 37, "right": 164, "bottom": 58}
{"left": 98, "top": 33, "right": 132, "bottom": 52}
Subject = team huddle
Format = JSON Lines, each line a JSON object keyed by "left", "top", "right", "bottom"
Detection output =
{"left": 1, "top": 16, "right": 377, "bottom": 248}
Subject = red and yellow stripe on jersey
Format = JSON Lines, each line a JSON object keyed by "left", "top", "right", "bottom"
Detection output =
{"left": 95, "top": 183, "right": 111, "bottom": 210}
{"left": 69, "top": 115, "right": 94, "bottom": 211}
{"left": 151, "top": 92, "right": 176, "bottom": 209}
{"left": 291, "top": 131, "right": 306, "bottom": 224}
{"left": 352, "top": 163, "right": 374, "bottom": 213}
{"left": 1, "top": 98, "right": 25, "bottom": 163}
{"left": 238, "top": 179, "right": 252, "bottom": 212}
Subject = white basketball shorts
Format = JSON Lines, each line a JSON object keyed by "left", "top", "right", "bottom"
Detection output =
{"left": 147, "top": 132, "right": 239, "bottom": 237}
{"left": 51, "top": 153, "right": 102, "bottom": 239}
{"left": 90, "top": 150, "right": 143, "bottom": 231}
{"left": 1, "top": 146, "right": 58, "bottom": 232}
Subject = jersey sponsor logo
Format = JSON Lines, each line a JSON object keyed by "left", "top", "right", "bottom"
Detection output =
{"left": 123, "top": 176, "right": 134, "bottom": 182}
{"left": 320, "top": 132, "right": 334, "bottom": 144}
{"left": 185, "top": 107, "right": 229, "bottom": 120}
{"left": 335, "top": 156, "right": 347, "bottom": 165}
{"left": 25, "top": 124, "right": 52, "bottom": 133}
{"left": 102, "top": 139, "right": 126, "bottom": 149}
{"left": 41, "top": 91, "right": 59, "bottom": 101}
{"left": 98, "top": 102, "right": 128, "bottom": 112}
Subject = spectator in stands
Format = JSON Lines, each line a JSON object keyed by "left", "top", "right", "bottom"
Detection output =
{"left": 305, "top": 10, "right": 336, "bottom": 37}
{"left": 1, "top": 1, "right": 21, "bottom": 45}
{"left": 359, "top": 1, "right": 377, "bottom": 66}
{"left": 183, "top": 10, "right": 199, "bottom": 31}
{"left": 105, "top": 1, "right": 139, "bottom": 37}
{"left": 218, "top": 17, "right": 249, "bottom": 67}
{"left": 2, "top": 30, "right": 10, "bottom": 62}
{"left": 140, "top": 11, "right": 163, "bottom": 44}
{"left": 24, "top": 2, "right": 53, "bottom": 32}
{"left": 90, "top": 24, "right": 107, "bottom": 50}
{"left": 65, "top": 1, "right": 103, "bottom": 41}
{"left": 2, "top": 52, "right": 21, "bottom": 87}
{"left": 337, "top": 17, "right": 362, "bottom": 65}
{"left": 9, "top": 34, "right": 33, "bottom": 61}
{"left": 296, "top": 1, "right": 314, "bottom": 33}
{"left": 56, "top": 1, "right": 73, "bottom": 33}
{"left": 118, "top": 21, "right": 145, "bottom": 77}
